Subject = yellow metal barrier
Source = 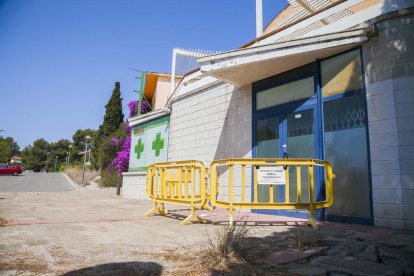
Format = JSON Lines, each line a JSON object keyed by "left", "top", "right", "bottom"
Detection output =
{"left": 145, "top": 160, "right": 212, "bottom": 225}
{"left": 210, "top": 158, "right": 334, "bottom": 229}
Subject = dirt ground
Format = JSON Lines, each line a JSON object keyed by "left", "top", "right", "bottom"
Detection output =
{"left": 0, "top": 190, "right": 278, "bottom": 275}
{"left": 1, "top": 189, "right": 413, "bottom": 275}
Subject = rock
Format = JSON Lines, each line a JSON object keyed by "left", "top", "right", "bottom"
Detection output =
{"left": 311, "top": 256, "right": 402, "bottom": 276}
{"left": 378, "top": 234, "right": 414, "bottom": 252}
{"left": 264, "top": 247, "right": 328, "bottom": 264}
{"left": 327, "top": 240, "right": 367, "bottom": 256}
{"left": 357, "top": 244, "right": 379, "bottom": 263}
{"left": 287, "top": 263, "right": 327, "bottom": 276}
{"left": 318, "top": 229, "right": 355, "bottom": 238}
{"left": 378, "top": 245, "right": 414, "bottom": 269}
{"left": 320, "top": 236, "right": 346, "bottom": 247}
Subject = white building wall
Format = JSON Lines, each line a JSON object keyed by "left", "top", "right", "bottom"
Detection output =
{"left": 122, "top": 172, "right": 147, "bottom": 199}
{"left": 169, "top": 82, "right": 253, "bottom": 202}
{"left": 169, "top": 82, "right": 252, "bottom": 163}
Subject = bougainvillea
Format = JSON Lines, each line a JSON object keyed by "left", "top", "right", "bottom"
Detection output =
{"left": 109, "top": 135, "right": 130, "bottom": 175}
{"left": 128, "top": 100, "right": 150, "bottom": 117}
{"left": 108, "top": 102, "right": 140, "bottom": 176}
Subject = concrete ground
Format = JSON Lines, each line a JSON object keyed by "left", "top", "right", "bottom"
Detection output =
{"left": 1, "top": 189, "right": 413, "bottom": 275}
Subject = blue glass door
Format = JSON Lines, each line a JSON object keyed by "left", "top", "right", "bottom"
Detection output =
{"left": 254, "top": 104, "right": 320, "bottom": 213}
{"left": 285, "top": 109, "right": 316, "bottom": 204}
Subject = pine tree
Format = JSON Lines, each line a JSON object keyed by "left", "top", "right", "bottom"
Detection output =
{"left": 95, "top": 82, "right": 124, "bottom": 168}
{"left": 98, "top": 82, "right": 124, "bottom": 138}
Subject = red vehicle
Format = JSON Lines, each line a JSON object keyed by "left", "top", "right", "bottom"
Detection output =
{"left": 0, "top": 164, "right": 22, "bottom": 176}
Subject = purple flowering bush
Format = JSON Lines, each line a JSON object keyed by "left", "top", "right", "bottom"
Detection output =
{"left": 108, "top": 124, "right": 130, "bottom": 176}
{"left": 108, "top": 101, "right": 140, "bottom": 176}
{"left": 128, "top": 100, "right": 150, "bottom": 117}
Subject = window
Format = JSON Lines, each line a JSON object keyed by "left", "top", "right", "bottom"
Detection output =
{"left": 321, "top": 49, "right": 363, "bottom": 97}
{"left": 256, "top": 77, "right": 314, "bottom": 110}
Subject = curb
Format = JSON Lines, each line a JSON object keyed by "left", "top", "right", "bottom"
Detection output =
{"left": 61, "top": 172, "right": 82, "bottom": 191}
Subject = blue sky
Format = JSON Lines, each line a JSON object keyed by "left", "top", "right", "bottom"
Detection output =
{"left": 0, "top": 0, "right": 287, "bottom": 148}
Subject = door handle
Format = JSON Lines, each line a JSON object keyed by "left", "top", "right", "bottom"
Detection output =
{"left": 283, "top": 152, "right": 288, "bottom": 170}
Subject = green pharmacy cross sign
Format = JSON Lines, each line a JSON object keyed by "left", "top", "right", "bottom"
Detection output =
{"left": 134, "top": 138, "right": 144, "bottom": 159}
{"left": 129, "top": 116, "right": 170, "bottom": 171}
{"left": 152, "top": 132, "right": 164, "bottom": 157}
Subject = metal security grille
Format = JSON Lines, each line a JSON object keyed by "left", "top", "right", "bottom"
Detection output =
{"left": 324, "top": 95, "right": 366, "bottom": 132}
{"left": 288, "top": 112, "right": 314, "bottom": 137}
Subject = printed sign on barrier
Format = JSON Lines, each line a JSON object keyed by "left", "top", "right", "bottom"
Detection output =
{"left": 257, "top": 166, "right": 286, "bottom": 185}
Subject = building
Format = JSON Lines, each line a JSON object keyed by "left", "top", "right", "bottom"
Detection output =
{"left": 9, "top": 156, "right": 22, "bottom": 166}
{"left": 123, "top": 0, "right": 414, "bottom": 230}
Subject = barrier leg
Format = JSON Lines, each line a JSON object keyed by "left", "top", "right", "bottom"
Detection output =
{"left": 228, "top": 208, "right": 234, "bottom": 228}
{"left": 158, "top": 203, "right": 169, "bottom": 216}
{"left": 181, "top": 205, "right": 205, "bottom": 225}
{"left": 200, "top": 199, "right": 214, "bottom": 211}
{"left": 307, "top": 208, "right": 318, "bottom": 230}
{"left": 144, "top": 202, "right": 168, "bottom": 217}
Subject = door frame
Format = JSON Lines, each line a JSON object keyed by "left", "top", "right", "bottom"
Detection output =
{"left": 251, "top": 48, "right": 373, "bottom": 225}
{"left": 252, "top": 62, "right": 325, "bottom": 219}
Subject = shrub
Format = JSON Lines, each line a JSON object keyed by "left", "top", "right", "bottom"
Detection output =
{"left": 292, "top": 228, "right": 321, "bottom": 249}
{"left": 108, "top": 133, "right": 130, "bottom": 176}
{"left": 128, "top": 100, "right": 150, "bottom": 117}
{"left": 200, "top": 226, "right": 250, "bottom": 271}
{"left": 0, "top": 217, "right": 8, "bottom": 227}
{"left": 100, "top": 169, "right": 122, "bottom": 188}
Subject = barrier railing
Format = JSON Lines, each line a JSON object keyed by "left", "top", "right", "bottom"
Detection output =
{"left": 144, "top": 160, "right": 212, "bottom": 225}
{"left": 210, "top": 158, "right": 334, "bottom": 230}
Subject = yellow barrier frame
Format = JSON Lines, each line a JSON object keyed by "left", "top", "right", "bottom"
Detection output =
{"left": 145, "top": 160, "right": 212, "bottom": 225}
{"left": 210, "top": 158, "right": 334, "bottom": 230}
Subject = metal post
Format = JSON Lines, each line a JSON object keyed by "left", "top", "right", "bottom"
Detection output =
{"left": 170, "top": 49, "right": 177, "bottom": 96}
{"left": 54, "top": 156, "right": 58, "bottom": 171}
{"left": 81, "top": 141, "right": 88, "bottom": 186}
{"left": 256, "top": 0, "right": 263, "bottom": 37}
{"left": 68, "top": 145, "right": 72, "bottom": 165}
{"left": 116, "top": 178, "right": 121, "bottom": 195}
{"left": 137, "top": 71, "right": 145, "bottom": 116}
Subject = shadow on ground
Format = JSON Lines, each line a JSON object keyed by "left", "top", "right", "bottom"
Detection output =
{"left": 62, "top": 261, "right": 162, "bottom": 276}
{"left": 162, "top": 208, "right": 308, "bottom": 227}
{"left": 167, "top": 224, "right": 414, "bottom": 275}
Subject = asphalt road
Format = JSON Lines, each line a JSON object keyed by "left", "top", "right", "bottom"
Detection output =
{"left": 0, "top": 172, "right": 76, "bottom": 192}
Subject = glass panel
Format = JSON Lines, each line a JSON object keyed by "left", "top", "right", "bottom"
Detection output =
{"left": 287, "top": 109, "right": 315, "bottom": 203}
{"left": 324, "top": 94, "right": 371, "bottom": 218}
{"left": 257, "top": 117, "right": 279, "bottom": 158}
{"left": 256, "top": 117, "right": 280, "bottom": 202}
{"left": 256, "top": 77, "right": 314, "bottom": 110}
{"left": 321, "top": 49, "right": 363, "bottom": 97}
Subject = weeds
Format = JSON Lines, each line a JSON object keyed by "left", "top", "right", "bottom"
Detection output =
{"left": 100, "top": 169, "right": 122, "bottom": 188}
{"left": 292, "top": 228, "right": 321, "bottom": 249}
{"left": 169, "top": 225, "right": 273, "bottom": 275}
{"left": 201, "top": 226, "right": 250, "bottom": 271}
{"left": 0, "top": 217, "right": 8, "bottom": 227}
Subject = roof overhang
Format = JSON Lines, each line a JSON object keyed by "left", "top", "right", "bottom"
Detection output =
{"left": 144, "top": 72, "right": 176, "bottom": 100}
{"left": 198, "top": 28, "right": 373, "bottom": 86}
